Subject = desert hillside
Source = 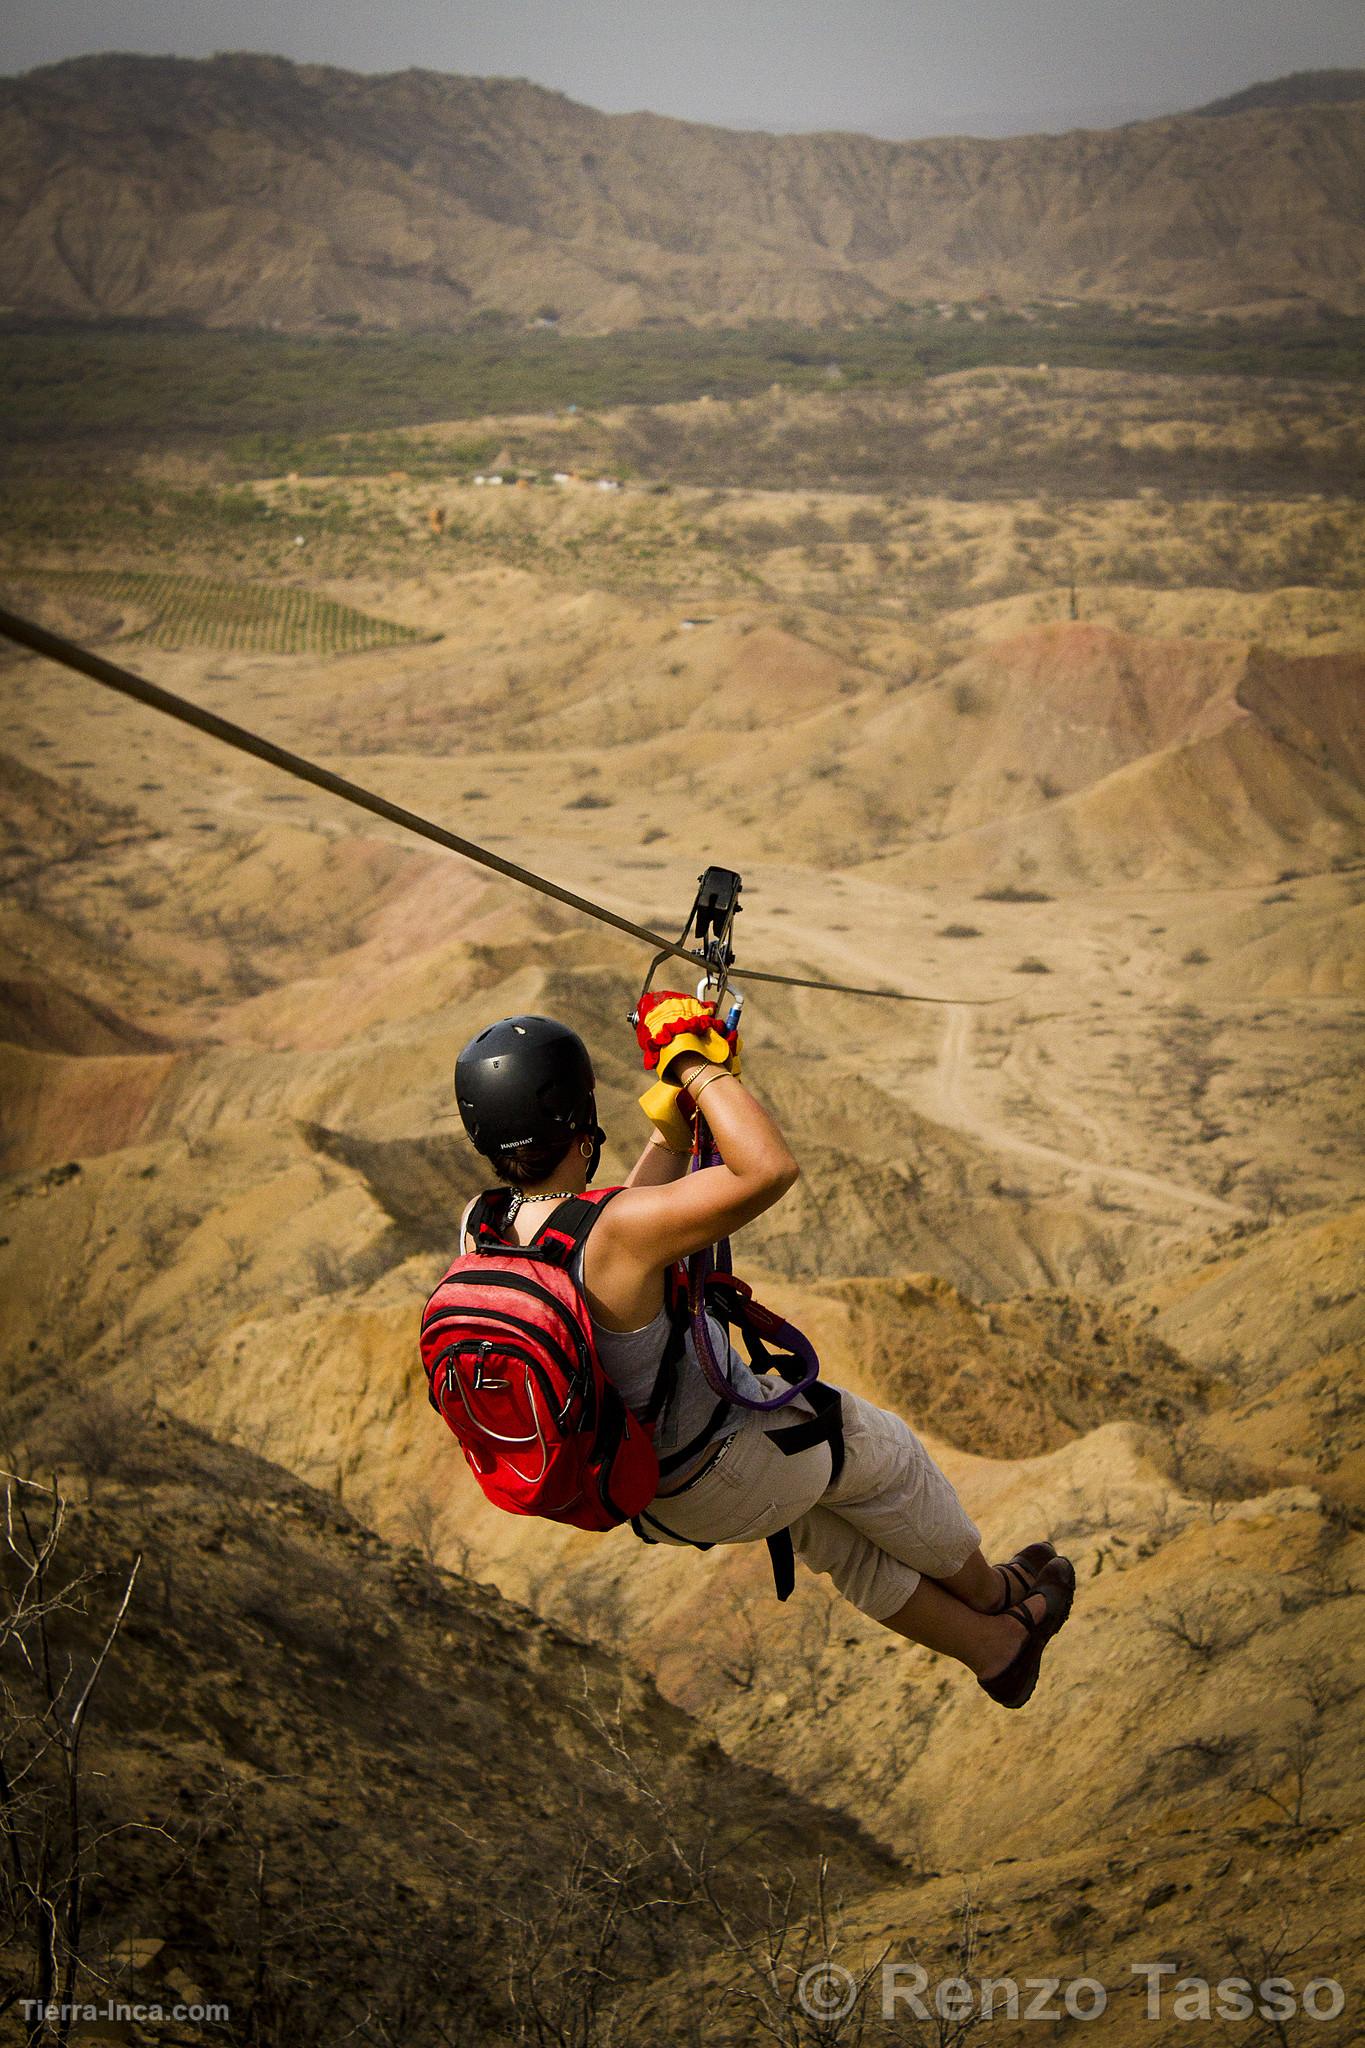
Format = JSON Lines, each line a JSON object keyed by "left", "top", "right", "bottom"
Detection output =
{"left": 0, "top": 1393, "right": 897, "bottom": 2041}
{"left": 2, "top": 343, "right": 1363, "bottom": 2038}
{"left": 2, "top": 53, "right": 1364, "bottom": 327}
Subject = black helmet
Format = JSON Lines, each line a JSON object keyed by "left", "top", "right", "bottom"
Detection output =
{"left": 455, "top": 1015, "right": 601, "bottom": 1167}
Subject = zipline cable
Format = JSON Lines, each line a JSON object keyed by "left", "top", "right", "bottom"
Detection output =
{"left": 0, "top": 602, "right": 970, "bottom": 1005}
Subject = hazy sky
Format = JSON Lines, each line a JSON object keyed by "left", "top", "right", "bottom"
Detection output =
{"left": 3, "top": 0, "right": 1363, "bottom": 138}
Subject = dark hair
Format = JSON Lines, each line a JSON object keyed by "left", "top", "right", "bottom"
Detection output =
{"left": 490, "top": 1136, "right": 577, "bottom": 1188}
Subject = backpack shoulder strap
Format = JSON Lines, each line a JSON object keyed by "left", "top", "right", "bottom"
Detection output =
{"left": 530, "top": 1187, "right": 622, "bottom": 1270}
{"left": 468, "top": 1187, "right": 515, "bottom": 1250}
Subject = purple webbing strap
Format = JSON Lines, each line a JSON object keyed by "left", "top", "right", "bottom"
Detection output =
{"left": 686, "top": 1140, "right": 816, "bottom": 1411}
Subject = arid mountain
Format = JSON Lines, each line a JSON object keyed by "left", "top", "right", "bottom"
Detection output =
{"left": 2, "top": 53, "right": 1364, "bottom": 330}
{"left": 1197, "top": 69, "right": 1365, "bottom": 116}
{"left": 844, "top": 627, "right": 1365, "bottom": 888}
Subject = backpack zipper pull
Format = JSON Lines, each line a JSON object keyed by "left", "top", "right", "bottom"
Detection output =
{"left": 471, "top": 1341, "right": 508, "bottom": 1392}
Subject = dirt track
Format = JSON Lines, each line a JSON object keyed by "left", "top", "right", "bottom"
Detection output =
{"left": 919, "top": 1002, "right": 1252, "bottom": 1220}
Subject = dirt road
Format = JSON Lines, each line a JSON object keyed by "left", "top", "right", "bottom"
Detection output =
{"left": 920, "top": 1004, "right": 1251, "bottom": 1221}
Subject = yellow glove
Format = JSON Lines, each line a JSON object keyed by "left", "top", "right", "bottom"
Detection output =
{"left": 638, "top": 1077, "right": 695, "bottom": 1153}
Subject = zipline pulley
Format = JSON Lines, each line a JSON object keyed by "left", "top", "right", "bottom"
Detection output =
{"left": 631, "top": 864, "right": 744, "bottom": 1026}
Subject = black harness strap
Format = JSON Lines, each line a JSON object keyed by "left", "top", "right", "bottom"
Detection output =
{"left": 767, "top": 1532, "right": 796, "bottom": 1601}
{"left": 465, "top": 1188, "right": 623, "bottom": 1266}
{"left": 631, "top": 1507, "right": 714, "bottom": 1551}
{"left": 629, "top": 1515, "right": 799, "bottom": 1605}
{"left": 632, "top": 1386, "right": 844, "bottom": 1603}
{"left": 657, "top": 1396, "right": 732, "bottom": 1477}
{"left": 468, "top": 1187, "right": 515, "bottom": 1246}
{"left": 528, "top": 1191, "right": 621, "bottom": 1268}
{"left": 768, "top": 1380, "right": 846, "bottom": 1486}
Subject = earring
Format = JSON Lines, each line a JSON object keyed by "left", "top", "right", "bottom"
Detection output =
{"left": 579, "top": 1138, "right": 593, "bottom": 1159}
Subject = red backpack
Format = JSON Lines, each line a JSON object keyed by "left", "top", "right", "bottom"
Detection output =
{"left": 419, "top": 1187, "right": 675, "bottom": 1531}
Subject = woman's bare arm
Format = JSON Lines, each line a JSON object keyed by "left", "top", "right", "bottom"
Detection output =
{"left": 623, "top": 1130, "right": 691, "bottom": 1189}
{"left": 605, "top": 1052, "right": 798, "bottom": 1268}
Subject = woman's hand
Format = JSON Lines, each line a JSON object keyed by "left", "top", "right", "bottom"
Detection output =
{"left": 634, "top": 992, "right": 738, "bottom": 1081}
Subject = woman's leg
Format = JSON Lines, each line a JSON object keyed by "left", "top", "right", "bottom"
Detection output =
{"left": 788, "top": 1387, "right": 987, "bottom": 1589}
{"left": 934, "top": 1543, "right": 1059, "bottom": 1614}
{"left": 933, "top": 1548, "right": 1001, "bottom": 1614}
{"left": 878, "top": 1574, "right": 1049, "bottom": 1680}
{"left": 781, "top": 1390, "right": 1063, "bottom": 1677}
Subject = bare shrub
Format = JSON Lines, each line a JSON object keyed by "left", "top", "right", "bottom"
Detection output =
{"left": 1156, "top": 1733, "right": 1244, "bottom": 1787}
{"left": 524, "top": 1688, "right": 898, "bottom": 2048}
{"left": 0, "top": 1472, "right": 145, "bottom": 2025}
{"left": 565, "top": 1569, "right": 630, "bottom": 1651}
{"left": 1146, "top": 1599, "right": 1245, "bottom": 1665}
{"left": 397, "top": 1494, "right": 444, "bottom": 1565}
{"left": 223, "top": 1234, "right": 255, "bottom": 1281}
{"left": 236, "top": 1542, "right": 398, "bottom": 1677}
{"left": 712, "top": 1587, "right": 769, "bottom": 1693}
{"left": 779, "top": 1583, "right": 839, "bottom": 1713}
{"left": 53, "top": 1389, "right": 143, "bottom": 1500}
{"left": 1247, "top": 1720, "right": 1323, "bottom": 1829}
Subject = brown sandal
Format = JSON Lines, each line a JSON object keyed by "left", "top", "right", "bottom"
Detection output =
{"left": 991, "top": 1540, "right": 1058, "bottom": 1614}
{"left": 979, "top": 1555, "right": 1076, "bottom": 1710}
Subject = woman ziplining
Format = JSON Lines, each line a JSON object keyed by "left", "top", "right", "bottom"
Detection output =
{"left": 0, "top": 610, "right": 1075, "bottom": 1697}
{"left": 422, "top": 1000, "right": 1075, "bottom": 1710}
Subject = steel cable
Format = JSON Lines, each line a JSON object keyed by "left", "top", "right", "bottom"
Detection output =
{"left": 0, "top": 602, "right": 973, "bottom": 1004}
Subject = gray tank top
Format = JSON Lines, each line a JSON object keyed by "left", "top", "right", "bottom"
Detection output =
{"left": 574, "top": 1245, "right": 767, "bottom": 1460}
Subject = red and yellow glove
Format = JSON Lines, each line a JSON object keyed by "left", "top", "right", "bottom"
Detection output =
{"left": 635, "top": 991, "right": 741, "bottom": 1150}
{"left": 635, "top": 991, "right": 740, "bottom": 1082}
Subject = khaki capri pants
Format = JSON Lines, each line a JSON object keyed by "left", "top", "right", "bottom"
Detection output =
{"left": 642, "top": 1383, "right": 980, "bottom": 1622}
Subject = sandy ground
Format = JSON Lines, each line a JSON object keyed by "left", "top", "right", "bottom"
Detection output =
{"left": 2, "top": 419, "right": 1364, "bottom": 2036}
